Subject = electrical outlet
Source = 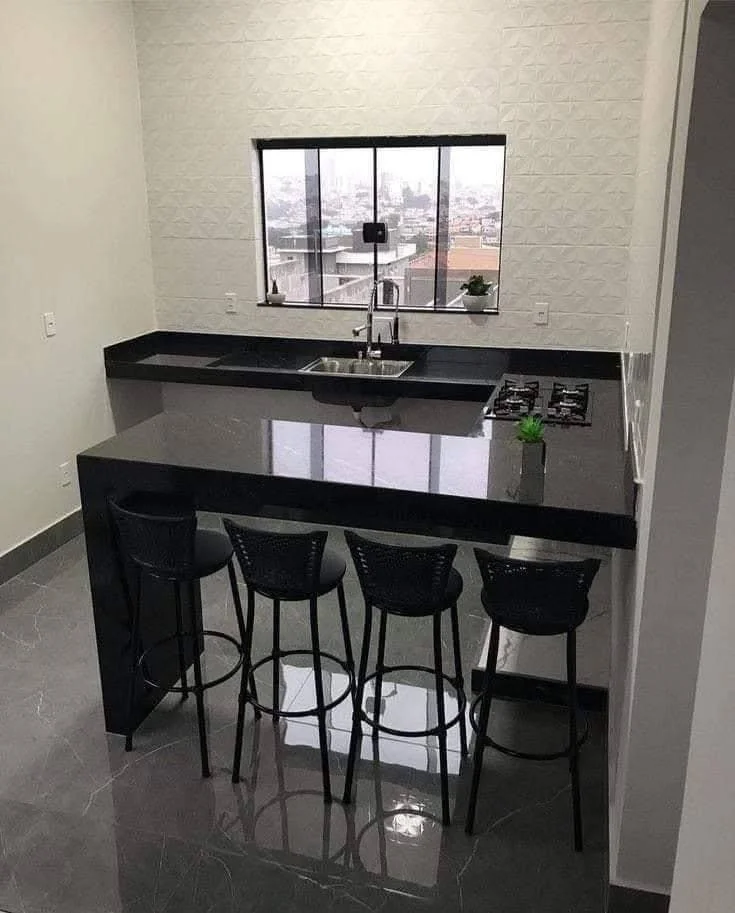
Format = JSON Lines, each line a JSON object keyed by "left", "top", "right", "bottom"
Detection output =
{"left": 43, "top": 312, "right": 57, "bottom": 337}
{"left": 224, "top": 292, "right": 238, "bottom": 314}
{"left": 59, "top": 461, "right": 72, "bottom": 488}
{"left": 534, "top": 302, "right": 549, "bottom": 326}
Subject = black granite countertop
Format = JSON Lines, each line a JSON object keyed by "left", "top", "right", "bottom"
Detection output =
{"left": 79, "top": 393, "right": 635, "bottom": 548}
{"left": 105, "top": 331, "right": 621, "bottom": 403}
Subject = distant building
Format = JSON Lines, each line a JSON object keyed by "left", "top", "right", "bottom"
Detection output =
{"left": 452, "top": 234, "right": 482, "bottom": 249}
{"left": 405, "top": 247, "right": 500, "bottom": 308}
{"left": 270, "top": 231, "right": 417, "bottom": 305}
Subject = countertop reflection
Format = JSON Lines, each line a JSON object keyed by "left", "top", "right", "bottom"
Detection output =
{"left": 81, "top": 388, "right": 633, "bottom": 529}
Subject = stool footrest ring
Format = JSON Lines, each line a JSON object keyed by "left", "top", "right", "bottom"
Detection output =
{"left": 469, "top": 693, "right": 588, "bottom": 761}
{"left": 139, "top": 630, "right": 243, "bottom": 693}
{"left": 245, "top": 649, "right": 353, "bottom": 719}
{"left": 358, "top": 664, "right": 466, "bottom": 739}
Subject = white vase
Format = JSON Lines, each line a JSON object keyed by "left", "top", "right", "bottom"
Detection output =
{"left": 462, "top": 293, "right": 491, "bottom": 311}
{"left": 267, "top": 292, "right": 287, "bottom": 304}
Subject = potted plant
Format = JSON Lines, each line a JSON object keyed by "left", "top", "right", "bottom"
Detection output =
{"left": 517, "top": 415, "right": 546, "bottom": 501}
{"left": 267, "top": 278, "right": 286, "bottom": 305}
{"left": 460, "top": 274, "right": 494, "bottom": 311}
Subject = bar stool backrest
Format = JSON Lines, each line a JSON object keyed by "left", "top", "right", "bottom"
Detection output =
{"left": 224, "top": 519, "right": 327, "bottom": 596}
{"left": 345, "top": 530, "right": 457, "bottom": 616}
{"left": 108, "top": 495, "right": 197, "bottom": 578}
{"left": 474, "top": 548, "right": 601, "bottom": 634}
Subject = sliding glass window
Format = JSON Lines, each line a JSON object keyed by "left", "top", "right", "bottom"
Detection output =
{"left": 258, "top": 135, "right": 506, "bottom": 313}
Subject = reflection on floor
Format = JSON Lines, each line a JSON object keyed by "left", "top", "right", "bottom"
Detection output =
{"left": 0, "top": 525, "right": 610, "bottom": 913}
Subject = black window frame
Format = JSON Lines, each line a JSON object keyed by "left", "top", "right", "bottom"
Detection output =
{"left": 256, "top": 134, "right": 506, "bottom": 314}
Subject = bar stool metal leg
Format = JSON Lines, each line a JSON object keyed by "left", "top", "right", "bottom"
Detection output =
{"left": 372, "top": 611, "right": 388, "bottom": 740}
{"left": 337, "top": 582, "right": 354, "bottom": 673}
{"left": 465, "top": 621, "right": 500, "bottom": 834}
{"left": 174, "top": 579, "right": 189, "bottom": 700}
{"left": 233, "top": 587, "right": 257, "bottom": 784}
{"left": 187, "top": 581, "right": 211, "bottom": 778}
{"left": 309, "top": 596, "right": 332, "bottom": 802}
{"left": 125, "top": 568, "right": 143, "bottom": 752}
{"left": 567, "top": 630, "right": 583, "bottom": 852}
{"left": 433, "top": 612, "right": 451, "bottom": 825}
{"left": 227, "top": 561, "right": 260, "bottom": 715}
{"left": 450, "top": 604, "right": 468, "bottom": 757}
{"left": 343, "top": 603, "right": 373, "bottom": 804}
{"left": 272, "top": 598, "right": 281, "bottom": 722}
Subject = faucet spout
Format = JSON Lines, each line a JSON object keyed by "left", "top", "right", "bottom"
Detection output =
{"left": 352, "top": 280, "right": 381, "bottom": 357}
{"left": 352, "top": 278, "right": 401, "bottom": 354}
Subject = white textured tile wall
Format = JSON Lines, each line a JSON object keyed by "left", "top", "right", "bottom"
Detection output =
{"left": 134, "top": 0, "right": 652, "bottom": 348}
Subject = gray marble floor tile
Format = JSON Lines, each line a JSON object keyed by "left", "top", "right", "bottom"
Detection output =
{"left": 0, "top": 530, "right": 609, "bottom": 913}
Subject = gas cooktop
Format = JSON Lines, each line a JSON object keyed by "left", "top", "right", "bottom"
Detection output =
{"left": 485, "top": 376, "right": 592, "bottom": 426}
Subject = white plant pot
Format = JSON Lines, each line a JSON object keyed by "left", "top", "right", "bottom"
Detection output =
{"left": 267, "top": 292, "right": 287, "bottom": 304}
{"left": 462, "top": 293, "right": 491, "bottom": 311}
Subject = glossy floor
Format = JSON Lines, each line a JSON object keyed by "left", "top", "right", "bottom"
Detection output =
{"left": 0, "top": 526, "right": 610, "bottom": 913}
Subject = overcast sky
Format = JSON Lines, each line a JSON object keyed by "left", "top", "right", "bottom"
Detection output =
{"left": 264, "top": 144, "right": 505, "bottom": 194}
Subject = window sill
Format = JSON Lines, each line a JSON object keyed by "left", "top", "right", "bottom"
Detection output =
{"left": 258, "top": 301, "right": 500, "bottom": 315}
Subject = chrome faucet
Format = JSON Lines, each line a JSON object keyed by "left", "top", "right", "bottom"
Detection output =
{"left": 352, "top": 278, "right": 400, "bottom": 358}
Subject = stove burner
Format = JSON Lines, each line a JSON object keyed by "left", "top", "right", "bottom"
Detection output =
{"left": 547, "top": 382, "right": 589, "bottom": 423}
{"left": 485, "top": 378, "right": 592, "bottom": 425}
{"left": 491, "top": 379, "right": 540, "bottom": 417}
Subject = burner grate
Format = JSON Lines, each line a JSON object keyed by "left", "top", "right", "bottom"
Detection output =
{"left": 489, "top": 379, "right": 540, "bottom": 417}
{"left": 486, "top": 378, "right": 592, "bottom": 426}
{"left": 547, "top": 382, "right": 590, "bottom": 424}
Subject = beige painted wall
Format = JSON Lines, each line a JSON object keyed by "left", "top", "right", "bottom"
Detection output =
{"left": 0, "top": 0, "right": 156, "bottom": 556}
{"left": 133, "top": 0, "right": 652, "bottom": 349}
{"left": 669, "top": 370, "right": 735, "bottom": 913}
{"left": 609, "top": 0, "right": 735, "bottom": 893}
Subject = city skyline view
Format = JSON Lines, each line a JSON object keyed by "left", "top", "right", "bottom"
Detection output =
{"left": 261, "top": 141, "right": 505, "bottom": 310}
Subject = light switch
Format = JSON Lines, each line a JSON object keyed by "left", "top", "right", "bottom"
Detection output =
{"left": 224, "top": 293, "right": 237, "bottom": 314}
{"left": 534, "top": 303, "right": 549, "bottom": 326}
{"left": 43, "top": 312, "right": 57, "bottom": 337}
{"left": 59, "top": 461, "right": 72, "bottom": 487}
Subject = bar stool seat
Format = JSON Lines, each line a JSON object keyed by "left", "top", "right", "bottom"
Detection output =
{"left": 374, "top": 567, "right": 464, "bottom": 617}
{"left": 116, "top": 493, "right": 235, "bottom": 580}
{"left": 250, "top": 549, "right": 347, "bottom": 600}
{"left": 480, "top": 587, "right": 585, "bottom": 637}
{"left": 192, "top": 528, "right": 237, "bottom": 577}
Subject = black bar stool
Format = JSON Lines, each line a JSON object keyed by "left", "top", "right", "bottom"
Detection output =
{"left": 224, "top": 519, "right": 354, "bottom": 802}
{"left": 109, "top": 494, "right": 247, "bottom": 778}
{"left": 465, "top": 549, "right": 601, "bottom": 850}
{"left": 342, "top": 531, "right": 468, "bottom": 826}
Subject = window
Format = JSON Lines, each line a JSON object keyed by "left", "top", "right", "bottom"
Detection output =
{"left": 258, "top": 135, "right": 506, "bottom": 313}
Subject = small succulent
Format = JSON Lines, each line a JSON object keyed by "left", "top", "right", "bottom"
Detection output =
{"left": 271, "top": 278, "right": 279, "bottom": 295}
{"left": 517, "top": 415, "right": 545, "bottom": 444}
{"left": 460, "top": 274, "right": 492, "bottom": 296}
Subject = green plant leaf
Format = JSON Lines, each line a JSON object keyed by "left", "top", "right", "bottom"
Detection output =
{"left": 516, "top": 415, "right": 545, "bottom": 443}
{"left": 462, "top": 274, "right": 492, "bottom": 296}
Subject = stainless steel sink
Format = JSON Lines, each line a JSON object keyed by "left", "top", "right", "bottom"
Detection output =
{"left": 300, "top": 357, "right": 414, "bottom": 377}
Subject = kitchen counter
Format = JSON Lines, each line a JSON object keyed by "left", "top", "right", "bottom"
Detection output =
{"left": 89, "top": 331, "right": 632, "bottom": 733}
{"left": 105, "top": 331, "right": 621, "bottom": 403}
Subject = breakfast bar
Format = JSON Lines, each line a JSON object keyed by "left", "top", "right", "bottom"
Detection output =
{"left": 78, "top": 379, "right": 635, "bottom": 734}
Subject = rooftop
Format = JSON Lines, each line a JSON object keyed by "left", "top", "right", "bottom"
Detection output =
{"left": 408, "top": 247, "right": 500, "bottom": 272}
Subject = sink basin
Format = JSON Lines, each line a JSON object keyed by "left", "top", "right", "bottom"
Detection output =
{"left": 300, "top": 357, "right": 414, "bottom": 377}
